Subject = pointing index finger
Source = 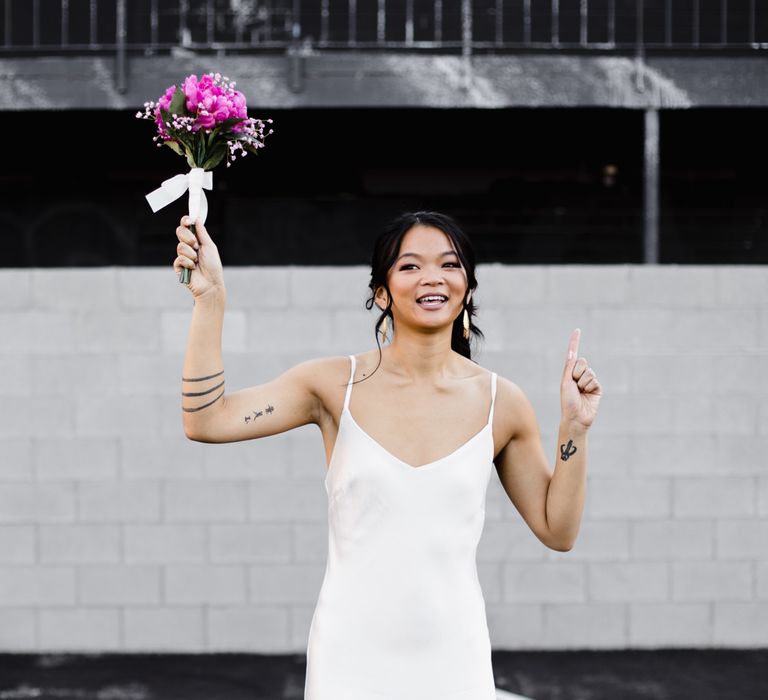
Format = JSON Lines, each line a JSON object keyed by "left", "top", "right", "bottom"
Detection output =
{"left": 568, "top": 328, "right": 581, "bottom": 360}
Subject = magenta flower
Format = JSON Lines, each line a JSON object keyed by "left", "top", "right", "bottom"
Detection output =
{"left": 136, "top": 71, "right": 273, "bottom": 169}
{"left": 182, "top": 74, "right": 200, "bottom": 112}
{"left": 153, "top": 84, "right": 177, "bottom": 140}
{"left": 197, "top": 110, "right": 217, "bottom": 130}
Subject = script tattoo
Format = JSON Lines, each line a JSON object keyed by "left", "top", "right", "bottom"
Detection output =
{"left": 559, "top": 439, "right": 578, "bottom": 461}
{"left": 244, "top": 404, "right": 276, "bottom": 424}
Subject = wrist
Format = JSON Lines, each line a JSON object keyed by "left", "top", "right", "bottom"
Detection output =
{"left": 194, "top": 286, "right": 227, "bottom": 305}
{"left": 560, "top": 417, "right": 589, "bottom": 437}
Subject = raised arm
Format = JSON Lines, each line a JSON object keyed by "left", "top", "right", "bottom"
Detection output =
{"left": 174, "top": 215, "right": 330, "bottom": 443}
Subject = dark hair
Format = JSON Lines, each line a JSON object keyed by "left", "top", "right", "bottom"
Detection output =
{"left": 361, "top": 211, "right": 484, "bottom": 380}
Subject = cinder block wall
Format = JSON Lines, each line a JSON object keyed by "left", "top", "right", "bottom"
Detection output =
{"left": 0, "top": 265, "right": 766, "bottom": 652}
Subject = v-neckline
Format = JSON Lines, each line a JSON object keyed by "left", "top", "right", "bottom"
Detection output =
{"left": 344, "top": 407, "right": 491, "bottom": 471}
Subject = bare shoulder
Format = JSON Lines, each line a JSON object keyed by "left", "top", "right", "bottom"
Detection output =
{"left": 495, "top": 373, "right": 528, "bottom": 404}
{"left": 474, "top": 370, "right": 536, "bottom": 445}
{"left": 294, "top": 354, "right": 353, "bottom": 395}
{"left": 297, "top": 353, "right": 364, "bottom": 427}
{"left": 491, "top": 372, "right": 537, "bottom": 441}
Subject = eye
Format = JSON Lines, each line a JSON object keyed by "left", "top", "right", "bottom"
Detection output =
{"left": 398, "top": 261, "right": 461, "bottom": 270}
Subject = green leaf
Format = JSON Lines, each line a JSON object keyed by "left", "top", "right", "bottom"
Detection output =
{"left": 167, "top": 130, "right": 196, "bottom": 166}
{"left": 196, "top": 138, "right": 205, "bottom": 168}
{"left": 163, "top": 140, "right": 184, "bottom": 156}
{"left": 169, "top": 86, "right": 188, "bottom": 117}
{"left": 201, "top": 143, "right": 228, "bottom": 170}
{"left": 216, "top": 117, "right": 247, "bottom": 134}
{"left": 176, "top": 130, "right": 194, "bottom": 152}
{"left": 182, "top": 141, "right": 197, "bottom": 166}
{"left": 202, "top": 152, "right": 225, "bottom": 170}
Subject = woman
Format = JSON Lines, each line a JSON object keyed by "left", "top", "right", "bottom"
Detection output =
{"left": 174, "top": 210, "right": 602, "bottom": 700}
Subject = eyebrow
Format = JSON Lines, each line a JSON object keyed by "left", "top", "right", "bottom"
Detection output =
{"left": 395, "top": 251, "right": 459, "bottom": 262}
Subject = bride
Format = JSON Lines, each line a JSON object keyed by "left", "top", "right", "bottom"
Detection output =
{"left": 173, "top": 209, "right": 602, "bottom": 700}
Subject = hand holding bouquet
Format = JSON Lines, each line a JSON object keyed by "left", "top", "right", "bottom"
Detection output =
{"left": 173, "top": 215, "right": 225, "bottom": 301}
{"left": 137, "top": 72, "right": 273, "bottom": 285}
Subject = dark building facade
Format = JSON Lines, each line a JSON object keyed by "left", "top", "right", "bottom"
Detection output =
{"left": 1, "top": 0, "right": 767, "bottom": 265}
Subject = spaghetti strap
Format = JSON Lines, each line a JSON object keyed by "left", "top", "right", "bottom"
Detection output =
{"left": 343, "top": 354, "right": 356, "bottom": 411}
{"left": 488, "top": 372, "right": 498, "bottom": 426}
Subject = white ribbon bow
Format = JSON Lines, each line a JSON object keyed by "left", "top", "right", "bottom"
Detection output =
{"left": 145, "top": 167, "right": 213, "bottom": 225}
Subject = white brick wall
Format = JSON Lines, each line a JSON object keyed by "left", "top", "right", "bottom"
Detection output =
{"left": 0, "top": 265, "right": 766, "bottom": 652}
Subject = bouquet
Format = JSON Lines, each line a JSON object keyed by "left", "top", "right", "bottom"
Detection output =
{"left": 137, "top": 72, "right": 273, "bottom": 284}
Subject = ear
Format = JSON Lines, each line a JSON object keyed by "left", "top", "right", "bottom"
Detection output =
{"left": 374, "top": 286, "right": 388, "bottom": 311}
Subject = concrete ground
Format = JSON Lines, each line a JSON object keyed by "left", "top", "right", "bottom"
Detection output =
{"left": 0, "top": 649, "right": 766, "bottom": 700}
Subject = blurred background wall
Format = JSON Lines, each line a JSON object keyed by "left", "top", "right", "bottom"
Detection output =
{"left": 0, "top": 0, "right": 767, "bottom": 652}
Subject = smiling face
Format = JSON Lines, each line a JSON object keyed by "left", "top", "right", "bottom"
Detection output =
{"left": 375, "top": 224, "right": 469, "bottom": 335}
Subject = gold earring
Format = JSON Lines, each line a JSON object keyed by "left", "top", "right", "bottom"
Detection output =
{"left": 462, "top": 290, "right": 472, "bottom": 340}
{"left": 380, "top": 315, "right": 388, "bottom": 343}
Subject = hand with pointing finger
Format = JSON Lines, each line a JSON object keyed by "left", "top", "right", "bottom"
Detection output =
{"left": 561, "top": 328, "right": 602, "bottom": 430}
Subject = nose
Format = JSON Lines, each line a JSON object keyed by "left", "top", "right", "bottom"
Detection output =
{"left": 420, "top": 277, "right": 445, "bottom": 291}
{"left": 420, "top": 266, "right": 446, "bottom": 285}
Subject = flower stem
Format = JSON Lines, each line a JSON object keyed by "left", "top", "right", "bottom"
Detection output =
{"left": 179, "top": 267, "right": 191, "bottom": 285}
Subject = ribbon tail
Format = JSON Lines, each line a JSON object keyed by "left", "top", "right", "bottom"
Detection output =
{"left": 145, "top": 173, "right": 189, "bottom": 213}
{"left": 145, "top": 186, "right": 172, "bottom": 213}
{"left": 199, "top": 191, "right": 208, "bottom": 225}
{"left": 197, "top": 171, "right": 212, "bottom": 224}
{"left": 187, "top": 183, "right": 209, "bottom": 226}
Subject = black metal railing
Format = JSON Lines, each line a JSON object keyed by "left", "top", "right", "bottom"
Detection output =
{"left": 0, "top": 0, "right": 766, "bottom": 55}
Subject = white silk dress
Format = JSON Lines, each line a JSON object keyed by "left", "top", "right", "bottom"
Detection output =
{"left": 305, "top": 354, "right": 498, "bottom": 700}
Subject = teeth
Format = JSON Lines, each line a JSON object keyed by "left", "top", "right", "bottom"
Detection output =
{"left": 419, "top": 296, "right": 445, "bottom": 303}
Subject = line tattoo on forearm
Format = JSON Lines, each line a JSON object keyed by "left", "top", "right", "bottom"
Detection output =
{"left": 244, "top": 404, "right": 275, "bottom": 423}
{"left": 560, "top": 439, "right": 578, "bottom": 461}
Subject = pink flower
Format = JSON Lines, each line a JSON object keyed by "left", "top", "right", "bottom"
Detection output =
{"left": 182, "top": 74, "right": 199, "bottom": 112}
{"left": 231, "top": 91, "right": 247, "bottom": 116}
{"left": 138, "top": 71, "right": 272, "bottom": 169}
{"left": 197, "top": 110, "right": 216, "bottom": 130}
{"left": 229, "top": 92, "right": 248, "bottom": 130}
{"left": 213, "top": 103, "right": 231, "bottom": 122}
{"left": 153, "top": 84, "right": 177, "bottom": 140}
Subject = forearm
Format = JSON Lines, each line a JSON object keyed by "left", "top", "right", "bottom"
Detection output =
{"left": 181, "top": 287, "right": 227, "bottom": 436}
{"left": 545, "top": 419, "right": 588, "bottom": 550}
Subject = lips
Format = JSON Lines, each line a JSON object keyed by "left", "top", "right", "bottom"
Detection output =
{"left": 417, "top": 294, "right": 448, "bottom": 308}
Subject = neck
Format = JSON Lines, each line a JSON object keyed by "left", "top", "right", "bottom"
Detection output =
{"left": 382, "top": 325, "right": 458, "bottom": 380}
